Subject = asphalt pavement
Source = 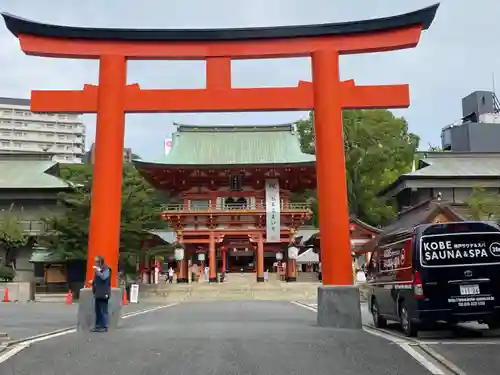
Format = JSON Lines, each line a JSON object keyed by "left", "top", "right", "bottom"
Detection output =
{"left": 0, "top": 301, "right": 434, "bottom": 375}
{"left": 0, "top": 302, "right": 152, "bottom": 341}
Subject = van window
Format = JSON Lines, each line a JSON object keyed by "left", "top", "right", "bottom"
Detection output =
{"left": 420, "top": 222, "right": 500, "bottom": 268}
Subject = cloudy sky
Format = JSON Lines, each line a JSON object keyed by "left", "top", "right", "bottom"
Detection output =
{"left": 0, "top": 0, "right": 498, "bottom": 160}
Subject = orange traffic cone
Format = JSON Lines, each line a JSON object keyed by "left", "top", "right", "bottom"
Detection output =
{"left": 122, "top": 289, "right": 128, "bottom": 305}
{"left": 2, "top": 287, "right": 9, "bottom": 302}
{"left": 65, "top": 290, "right": 73, "bottom": 305}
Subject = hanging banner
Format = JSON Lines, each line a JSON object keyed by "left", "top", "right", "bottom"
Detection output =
{"left": 265, "top": 179, "right": 281, "bottom": 243}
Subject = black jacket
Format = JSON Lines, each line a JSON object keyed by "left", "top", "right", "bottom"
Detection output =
{"left": 92, "top": 265, "right": 111, "bottom": 299}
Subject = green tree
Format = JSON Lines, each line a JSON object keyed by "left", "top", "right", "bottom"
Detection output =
{"left": 294, "top": 109, "right": 419, "bottom": 226}
{"left": 43, "top": 163, "right": 167, "bottom": 268}
{"left": 465, "top": 186, "right": 500, "bottom": 220}
{"left": 0, "top": 204, "right": 32, "bottom": 278}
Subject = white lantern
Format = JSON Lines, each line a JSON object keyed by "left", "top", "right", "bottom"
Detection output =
{"left": 198, "top": 253, "right": 206, "bottom": 261}
{"left": 174, "top": 247, "right": 184, "bottom": 261}
{"left": 276, "top": 252, "right": 283, "bottom": 261}
{"left": 288, "top": 246, "right": 299, "bottom": 260}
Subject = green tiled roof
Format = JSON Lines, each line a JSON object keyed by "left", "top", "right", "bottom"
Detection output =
{"left": 0, "top": 160, "right": 71, "bottom": 189}
{"left": 408, "top": 152, "right": 500, "bottom": 177}
{"left": 141, "top": 124, "right": 315, "bottom": 166}
{"left": 29, "top": 249, "right": 64, "bottom": 263}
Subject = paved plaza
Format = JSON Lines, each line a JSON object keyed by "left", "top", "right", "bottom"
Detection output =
{"left": 1, "top": 301, "right": 431, "bottom": 375}
{"left": 0, "top": 302, "right": 154, "bottom": 341}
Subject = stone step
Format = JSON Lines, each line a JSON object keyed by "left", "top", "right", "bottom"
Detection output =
{"left": 138, "top": 283, "right": 367, "bottom": 303}
{"left": 35, "top": 293, "right": 68, "bottom": 303}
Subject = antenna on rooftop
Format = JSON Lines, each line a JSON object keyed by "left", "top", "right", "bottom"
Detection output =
{"left": 493, "top": 72, "right": 500, "bottom": 113}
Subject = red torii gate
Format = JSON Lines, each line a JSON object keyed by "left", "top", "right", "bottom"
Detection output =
{"left": 2, "top": 5, "right": 438, "bottom": 293}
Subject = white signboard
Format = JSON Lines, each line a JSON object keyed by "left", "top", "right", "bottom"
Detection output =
{"left": 288, "top": 246, "right": 299, "bottom": 260}
{"left": 130, "top": 284, "right": 139, "bottom": 304}
{"left": 164, "top": 138, "right": 173, "bottom": 156}
{"left": 174, "top": 248, "right": 184, "bottom": 261}
{"left": 265, "top": 179, "right": 281, "bottom": 243}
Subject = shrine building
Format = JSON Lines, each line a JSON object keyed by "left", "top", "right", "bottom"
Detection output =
{"left": 134, "top": 124, "right": 316, "bottom": 283}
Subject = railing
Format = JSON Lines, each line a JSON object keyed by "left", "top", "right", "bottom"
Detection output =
{"left": 161, "top": 202, "right": 311, "bottom": 213}
{"left": 0, "top": 220, "right": 50, "bottom": 233}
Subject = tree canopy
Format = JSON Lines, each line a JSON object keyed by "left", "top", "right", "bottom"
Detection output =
{"left": 0, "top": 204, "right": 32, "bottom": 273}
{"left": 42, "top": 163, "right": 167, "bottom": 265}
{"left": 465, "top": 186, "right": 500, "bottom": 221}
{"left": 295, "top": 109, "right": 419, "bottom": 226}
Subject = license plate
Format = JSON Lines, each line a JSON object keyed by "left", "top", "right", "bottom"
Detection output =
{"left": 460, "top": 284, "right": 480, "bottom": 295}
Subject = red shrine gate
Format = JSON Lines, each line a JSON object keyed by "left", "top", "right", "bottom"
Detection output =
{"left": 1, "top": 4, "right": 438, "bottom": 288}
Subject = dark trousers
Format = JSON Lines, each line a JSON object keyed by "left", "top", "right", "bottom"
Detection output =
{"left": 94, "top": 298, "right": 109, "bottom": 329}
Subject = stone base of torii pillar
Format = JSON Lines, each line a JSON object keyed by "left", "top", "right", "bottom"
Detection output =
{"left": 316, "top": 285, "right": 362, "bottom": 329}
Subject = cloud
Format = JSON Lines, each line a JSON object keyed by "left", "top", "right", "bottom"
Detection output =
{"left": 0, "top": 0, "right": 499, "bottom": 159}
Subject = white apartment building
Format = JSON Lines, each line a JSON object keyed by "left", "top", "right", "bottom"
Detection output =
{"left": 0, "top": 97, "right": 85, "bottom": 163}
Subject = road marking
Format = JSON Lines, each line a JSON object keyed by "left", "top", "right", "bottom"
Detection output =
{"left": 0, "top": 303, "right": 179, "bottom": 364}
{"left": 419, "top": 345, "right": 468, "bottom": 375}
{"left": 122, "top": 303, "right": 178, "bottom": 319}
{"left": 422, "top": 340, "right": 500, "bottom": 345}
{"left": 290, "top": 301, "right": 318, "bottom": 312}
{"left": 398, "top": 343, "right": 445, "bottom": 375}
{"left": 291, "top": 301, "right": 446, "bottom": 375}
{"left": 0, "top": 343, "right": 30, "bottom": 364}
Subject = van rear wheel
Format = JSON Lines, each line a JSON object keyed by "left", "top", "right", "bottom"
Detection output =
{"left": 371, "top": 299, "right": 387, "bottom": 328}
{"left": 399, "top": 301, "right": 418, "bottom": 337}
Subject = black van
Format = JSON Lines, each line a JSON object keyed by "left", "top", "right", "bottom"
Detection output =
{"left": 367, "top": 221, "right": 500, "bottom": 336}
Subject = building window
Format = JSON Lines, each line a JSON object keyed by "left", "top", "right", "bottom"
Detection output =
{"left": 230, "top": 174, "right": 243, "bottom": 191}
{"left": 58, "top": 135, "right": 66, "bottom": 139}
{"left": 1, "top": 141, "right": 10, "bottom": 146}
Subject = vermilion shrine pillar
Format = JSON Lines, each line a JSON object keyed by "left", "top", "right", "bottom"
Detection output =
{"left": 178, "top": 258, "right": 188, "bottom": 283}
{"left": 209, "top": 233, "right": 217, "bottom": 282}
{"left": 221, "top": 248, "right": 227, "bottom": 273}
{"left": 311, "top": 49, "right": 352, "bottom": 286}
{"left": 256, "top": 235, "right": 265, "bottom": 282}
{"left": 86, "top": 55, "right": 127, "bottom": 287}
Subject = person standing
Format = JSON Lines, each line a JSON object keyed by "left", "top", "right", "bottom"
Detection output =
{"left": 91, "top": 256, "right": 111, "bottom": 332}
{"left": 167, "top": 266, "right": 174, "bottom": 283}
